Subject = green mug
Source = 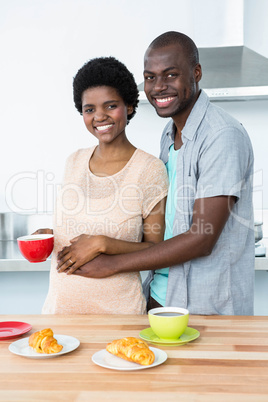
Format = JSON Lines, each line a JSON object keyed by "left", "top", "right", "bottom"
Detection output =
{"left": 148, "top": 307, "right": 189, "bottom": 340}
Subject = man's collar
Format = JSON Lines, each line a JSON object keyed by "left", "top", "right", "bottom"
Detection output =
{"left": 165, "top": 90, "right": 210, "bottom": 141}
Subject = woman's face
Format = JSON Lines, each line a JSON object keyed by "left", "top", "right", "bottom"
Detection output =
{"left": 82, "top": 86, "right": 133, "bottom": 145}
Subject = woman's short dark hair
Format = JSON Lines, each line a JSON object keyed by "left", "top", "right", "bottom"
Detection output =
{"left": 73, "top": 56, "right": 139, "bottom": 122}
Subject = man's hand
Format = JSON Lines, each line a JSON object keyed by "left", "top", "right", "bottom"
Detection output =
{"left": 72, "top": 254, "right": 118, "bottom": 278}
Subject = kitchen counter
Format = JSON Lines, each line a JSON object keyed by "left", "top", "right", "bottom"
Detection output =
{"left": 1, "top": 314, "right": 268, "bottom": 401}
{"left": 0, "top": 239, "right": 268, "bottom": 272}
{"left": 1, "top": 239, "right": 267, "bottom": 271}
{"left": 0, "top": 241, "right": 51, "bottom": 271}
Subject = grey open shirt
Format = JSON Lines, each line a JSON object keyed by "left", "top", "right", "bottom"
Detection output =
{"left": 143, "top": 90, "right": 255, "bottom": 315}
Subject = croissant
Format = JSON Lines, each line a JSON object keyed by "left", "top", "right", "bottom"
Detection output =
{"left": 106, "top": 337, "right": 155, "bottom": 366}
{"left": 28, "top": 328, "right": 63, "bottom": 354}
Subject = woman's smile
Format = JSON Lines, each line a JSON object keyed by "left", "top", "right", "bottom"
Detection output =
{"left": 94, "top": 124, "right": 114, "bottom": 132}
{"left": 82, "top": 86, "right": 130, "bottom": 145}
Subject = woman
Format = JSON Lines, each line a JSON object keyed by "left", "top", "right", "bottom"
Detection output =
{"left": 38, "top": 57, "right": 168, "bottom": 314}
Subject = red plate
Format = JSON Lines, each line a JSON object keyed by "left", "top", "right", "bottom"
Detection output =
{"left": 0, "top": 321, "right": 32, "bottom": 340}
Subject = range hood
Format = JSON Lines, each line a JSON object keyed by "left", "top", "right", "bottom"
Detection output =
{"left": 139, "top": 46, "right": 268, "bottom": 101}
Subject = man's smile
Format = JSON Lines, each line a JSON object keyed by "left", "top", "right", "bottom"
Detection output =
{"left": 154, "top": 96, "right": 176, "bottom": 107}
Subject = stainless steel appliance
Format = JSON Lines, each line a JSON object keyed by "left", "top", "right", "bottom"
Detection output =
{"left": 254, "top": 221, "right": 266, "bottom": 257}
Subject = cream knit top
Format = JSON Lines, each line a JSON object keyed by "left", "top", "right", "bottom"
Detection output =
{"left": 42, "top": 147, "right": 168, "bottom": 314}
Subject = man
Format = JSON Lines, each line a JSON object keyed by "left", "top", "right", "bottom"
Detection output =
{"left": 61, "top": 31, "right": 255, "bottom": 315}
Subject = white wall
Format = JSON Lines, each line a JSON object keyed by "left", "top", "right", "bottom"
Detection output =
{"left": 0, "top": 0, "right": 245, "bottom": 213}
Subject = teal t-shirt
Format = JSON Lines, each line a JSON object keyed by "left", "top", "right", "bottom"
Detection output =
{"left": 150, "top": 144, "right": 179, "bottom": 306}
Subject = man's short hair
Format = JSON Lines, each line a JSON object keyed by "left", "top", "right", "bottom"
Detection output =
{"left": 149, "top": 31, "right": 199, "bottom": 67}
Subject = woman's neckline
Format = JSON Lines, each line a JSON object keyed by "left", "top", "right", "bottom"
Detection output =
{"left": 88, "top": 145, "right": 139, "bottom": 179}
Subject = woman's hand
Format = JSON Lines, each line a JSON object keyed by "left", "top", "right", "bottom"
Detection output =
{"left": 32, "top": 228, "right": 53, "bottom": 235}
{"left": 56, "top": 234, "right": 106, "bottom": 275}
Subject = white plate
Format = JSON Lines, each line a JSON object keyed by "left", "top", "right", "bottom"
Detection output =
{"left": 8, "top": 335, "right": 80, "bottom": 358}
{"left": 92, "top": 347, "right": 167, "bottom": 371}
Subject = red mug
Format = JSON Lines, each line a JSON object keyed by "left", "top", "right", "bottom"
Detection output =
{"left": 17, "top": 234, "right": 54, "bottom": 263}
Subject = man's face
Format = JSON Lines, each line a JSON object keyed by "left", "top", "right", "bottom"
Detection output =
{"left": 143, "top": 44, "right": 201, "bottom": 119}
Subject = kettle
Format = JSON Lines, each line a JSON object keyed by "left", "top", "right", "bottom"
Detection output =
{"left": 254, "top": 221, "right": 263, "bottom": 243}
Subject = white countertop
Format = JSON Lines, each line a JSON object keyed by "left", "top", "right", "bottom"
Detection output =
{"left": 0, "top": 240, "right": 51, "bottom": 271}
{"left": 0, "top": 240, "right": 267, "bottom": 272}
